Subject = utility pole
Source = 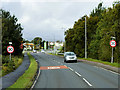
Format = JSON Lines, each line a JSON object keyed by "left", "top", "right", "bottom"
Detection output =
{"left": 39, "top": 38, "right": 40, "bottom": 50}
{"left": 33, "top": 39, "right": 34, "bottom": 50}
{"left": 64, "top": 29, "right": 65, "bottom": 53}
{"left": 85, "top": 17, "right": 87, "bottom": 59}
{"left": 61, "top": 27, "right": 66, "bottom": 53}
{"left": 54, "top": 35, "right": 55, "bottom": 54}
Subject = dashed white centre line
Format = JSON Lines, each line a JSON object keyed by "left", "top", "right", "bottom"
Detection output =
{"left": 53, "top": 59, "right": 93, "bottom": 87}
{"left": 83, "top": 78, "right": 92, "bottom": 87}
{"left": 68, "top": 67, "right": 74, "bottom": 71}
{"left": 75, "top": 71, "right": 82, "bottom": 77}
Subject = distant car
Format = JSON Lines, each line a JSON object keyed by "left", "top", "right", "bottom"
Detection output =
{"left": 41, "top": 49, "right": 45, "bottom": 53}
{"left": 33, "top": 50, "right": 37, "bottom": 53}
{"left": 64, "top": 52, "right": 77, "bottom": 63}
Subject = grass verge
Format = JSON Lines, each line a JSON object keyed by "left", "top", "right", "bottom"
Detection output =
{"left": 78, "top": 57, "right": 120, "bottom": 68}
{"left": 8, "top": 53, "right": 38, "bottom": 89}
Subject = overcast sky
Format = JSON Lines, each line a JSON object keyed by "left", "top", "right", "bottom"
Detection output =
{"left": 1, "top": 0, "right": 117, "bottom": 41}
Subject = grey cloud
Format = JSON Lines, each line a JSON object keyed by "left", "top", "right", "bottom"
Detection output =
{"left": 2, "top": 1, "right": 114, "bottom": 41}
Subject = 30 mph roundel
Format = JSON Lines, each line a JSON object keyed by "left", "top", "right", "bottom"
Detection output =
{"left": 110, "top": 40, "right": 116, "bottom": 47}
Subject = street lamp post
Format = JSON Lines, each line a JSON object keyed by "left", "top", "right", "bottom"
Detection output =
{"left": 54, "top": 34, "right": 55, "bottom": 54}
{"left": 33, "top": 39, "right": 34, "bottom": 50}
{"left": 85, "top": 17, "right": 87, "bottom": 59}
{"left": 39, "top": 38, "right": 40, "bottom": 50}
{"left": 61, "top": 27, "right": 66, "bottom": 53}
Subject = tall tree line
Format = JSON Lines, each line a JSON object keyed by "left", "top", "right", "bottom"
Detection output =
{"left": 1, "top": 9, "right": 23, "bottom": 55}
{"left": 65, "top": 2, "right": 120, "bottom": 63}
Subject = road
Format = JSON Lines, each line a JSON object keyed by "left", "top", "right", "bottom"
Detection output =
{"left": 31, "top": 52, "right": 119, "bottom": 89}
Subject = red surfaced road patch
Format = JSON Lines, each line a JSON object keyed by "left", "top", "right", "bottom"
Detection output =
{"left": 40, "top": 65, "right": 68, "bottom": 70}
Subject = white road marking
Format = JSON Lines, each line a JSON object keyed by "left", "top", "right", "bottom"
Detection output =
{"left": 48, "top": 66, "right": 60, "bottom": 69}
{"left": 93, "top": 66, "right": 98, "bottom": 68}
{"left": 53, "top": 59, "right": 93, "bottom": 87}
{"left": 100, "top": 67, "right": 120, "bottom": 75}
{"left": 31, "top": 67, "right": 41, "bottom": 89}
{"left": 83, "top": 78, "right": 92, "bottom": 86}
{"left": 94, "top": 66, "right": 120, "bottom": 75}
{"left": 68, "top": 67, "right": 74, "bottom": 71}
{"left": 108, "top": 70, "right": 120, "bottom": 75}
{"left": 75, "top": 71, "right": 82, "bottom": 77}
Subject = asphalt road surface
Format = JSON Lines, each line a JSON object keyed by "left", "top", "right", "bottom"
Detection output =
{"left": 31, "top": 52, "right": 119, "bottom": 89}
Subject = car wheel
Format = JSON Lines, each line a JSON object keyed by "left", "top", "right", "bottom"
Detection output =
{"left": 75, "top": 60, "right": 77, "bottom": 63}
{"left": 64, "top": 59, "right": 66, "bottom": 62}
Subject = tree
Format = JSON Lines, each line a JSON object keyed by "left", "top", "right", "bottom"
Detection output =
{"left": 97, "top": 2, "right": 120, "bottom": 62}
{"left": 65, "top": 2, "right": 120, "bottom": 63}
{"left": 1, "top": 9, "right": 23, "bottom": 55}
{"left": 31, "top": 37, "right": 42, "bottom": 49}
{"left": 31, "top": 37, "right": 42, "bottom": 45}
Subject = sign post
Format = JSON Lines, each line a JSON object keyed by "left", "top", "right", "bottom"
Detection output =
{"left": 110, "top": 40, "right": 116, "bottom": 63}
{"left": 7, "top": 46, "right": 14, "bottom": 61}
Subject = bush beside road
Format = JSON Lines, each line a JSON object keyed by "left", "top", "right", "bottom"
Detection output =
{"left": 8, "top": 53, "right": 38, "bottom": 88}
{"left": 2, "top": 55, "right": 23, "bottom": 77}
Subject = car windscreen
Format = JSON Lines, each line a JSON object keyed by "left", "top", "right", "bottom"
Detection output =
{"left": 66, "top": 52, "right": 75, "bottom": 55}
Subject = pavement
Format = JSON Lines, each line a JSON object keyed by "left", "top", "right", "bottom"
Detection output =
{"left": 31, "top": 52, "right": 120, "bottom": 89}
{"left": 1, "top": 53, "right": 30, "bottom": 89}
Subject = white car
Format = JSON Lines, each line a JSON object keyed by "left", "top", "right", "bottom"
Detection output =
{"left": 33, "top": 50, "right": 37, "bottom": 53}
{"left": 64, "top": 52, "right": 77, "bottom": 63}
{"left": 41, "top": 49, "right": 45, "bottom": 53}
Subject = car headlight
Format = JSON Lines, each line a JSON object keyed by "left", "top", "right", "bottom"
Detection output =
{"left": 74, "top": 55, "right": 77, "bottom": 59}
{"left": 66, "top": 56, "right": 69, "bottom": 60}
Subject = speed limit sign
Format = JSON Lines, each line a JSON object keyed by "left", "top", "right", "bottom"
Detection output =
{"left": 110, "top": 40, "right": 116, "bottom": 47}
{"left": 7, "top": 46, "right": 14, "bottom": 53}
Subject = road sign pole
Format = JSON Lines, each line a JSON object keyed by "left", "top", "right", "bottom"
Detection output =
{"left": 10, "top": 53, "right": 11, "bottom": 61}
{"left": 111, "top": 47, "right": 113, "bottom": 63}
{"left": 110, "top": 39, "right": 116, "bottom": 63}
{"left": 9, "top": 43, "right": 12, "bottom": 61}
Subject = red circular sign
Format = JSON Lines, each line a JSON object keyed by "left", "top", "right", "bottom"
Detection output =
{"left": 7, "top": 46, "right": 14, "bottom": 53}
{"left": 110, "top": 40, "right": 116, "bottom": 47}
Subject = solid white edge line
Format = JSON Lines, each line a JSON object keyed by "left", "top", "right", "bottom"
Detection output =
{"left": 108, "top": 70, "right": 120, "bottom": 75}
{"left": 31, "top": 67, "right": 41, "bottom": 89}
{"left": 95, "top": 66, "right": 120, "bottom": 75}
{"left": 75, "top": 71, "right": 82, "bottom": 77}
{"left": 100, "top": 67, "right": 120, "bottom": 75}
{"left": 83, "top": 78, "right": 92, "bottom": 87}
